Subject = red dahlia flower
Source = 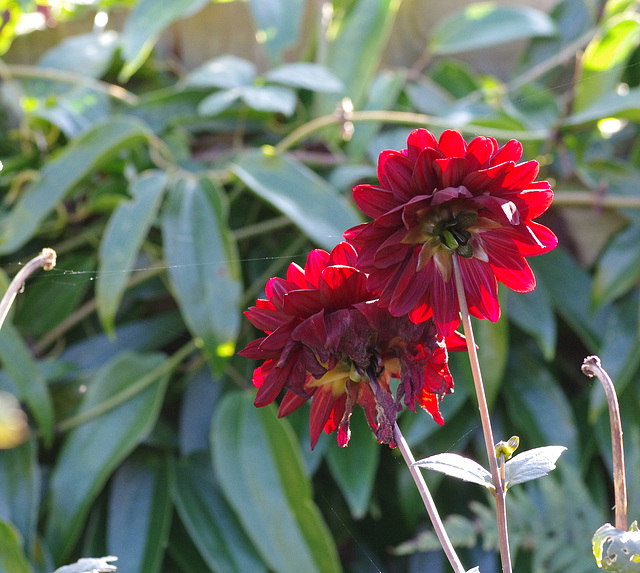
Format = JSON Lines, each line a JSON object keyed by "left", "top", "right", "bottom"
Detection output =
{"left": 344, "top": 129, "right": 558, "bottom": 336}
{"left": 240, "top": 242, "right": 464, "bottom": 449}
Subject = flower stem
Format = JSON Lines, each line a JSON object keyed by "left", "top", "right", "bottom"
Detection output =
{"left": 0, "top": 249, "right": 57, "bottom": 331}
{"left": 451, "top": 253, "right": 512, "bottom": 573}
{"left": 393, "top": 423, "right": 466, "bottom": 573}
{"left": 582, "top": 355, "right": 627, "bottom": 531}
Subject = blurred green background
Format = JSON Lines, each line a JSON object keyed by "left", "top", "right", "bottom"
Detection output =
{"left": 0, "top": 0, "right": 639, "bottom": 571}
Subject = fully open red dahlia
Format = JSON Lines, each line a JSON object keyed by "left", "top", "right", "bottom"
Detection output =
{"left": 344, "top": 129, "right": 558, "bottom": 336}
{"left": 240, "top": 242, "right": 464, "bottom": 449}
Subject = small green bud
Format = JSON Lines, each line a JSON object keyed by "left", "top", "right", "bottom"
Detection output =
{"left": 495, "top": 435, "right": 520, "bottom": 460}
{"left": 457, "top": 244, "right": 474, "bottom": 258}
{"left": 441, "top": 230, "right": 459, "bottom": 250}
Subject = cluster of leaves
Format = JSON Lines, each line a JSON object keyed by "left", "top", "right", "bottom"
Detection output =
{"left": 0, "top": 0, "right": 640, "bottom": 572}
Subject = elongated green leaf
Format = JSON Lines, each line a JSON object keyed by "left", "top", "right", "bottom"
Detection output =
{"left": 162, "top": 176, "right": 241, "bottom": 373}
{"left": 38, "top": 31, "right": 119, "bottom": 78}
{"left": 0, "top": 439, "right": 40, "bottom": 554}
{"left": 429, "top": 3, "right": 556, "bottom": 55}
{"left": 119, "top": 0, "right": 210, "bottom": 81}
{"left": 326, "top": 409, "right": 379, "bottom": 519}
{"left": 474, "top": 313, "right": 508, "bottom": 407}
{"left": 248, "top": 0, "right": 305, "bottom": 64}
{"left": 0, "top": 322, "right": 54, "bottom": 447}
{"left": 593, "top": 224, "right": 640, "bottom": 307}
{"left": 171, "top": 455, "right": 267, "bottom": 573}
{"left": 565, "top": 86, "right": 640, "bottom": 126}
{"left": 413, "top": 452, "right": 493, "bottom": 489}
{"left": 504, "top": 446, "right": 567, "bottom": 489}
{"left": 107, "top": 452, "right": 172, "bottom": 573}
{"left": 45, "top": 351, "right": 170, "bottom": 563}
{"left": 505, "top": 283, "right": 556, "bottom": 360}
{"left": 317, "top": 0, "right": 401, "bottom": 113}
{"left": 231, "top": 149, "right": 361, "bottom": 250}
{"left": 97, "top": 170, "right": 167, "bottom": 334}
{"left": 574, "top": 18, "right": 640, "bottom": 112}
{"left": 211, "top": 392, "right": 341, "bottom": 573}
{"left": 0, "top": 520, "right": 33, "bottom": 573}
{"left": 265, "top": 63, "right": 344, "bottom": 92}
{"left": 0, "top": 116, "right": 150, "bottom": 255}
{"left": 197, "top": 90, "right": 241, "bottom": 117}
{"left": 179, "top": 367, "right": 220, "bottom": 456}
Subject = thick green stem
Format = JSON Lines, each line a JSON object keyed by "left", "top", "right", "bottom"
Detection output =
{"left": 452, "top": 253, "right": 512, "bottom": 573}
{"left": 393, "top": 423, "right": 466, "bottom": 573}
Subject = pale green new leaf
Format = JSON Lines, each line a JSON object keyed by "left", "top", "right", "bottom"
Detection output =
{"left": 239, "top": 85, "right": 297, "bottom": 115}
{"left": 265, "top": 63, "right": 344, "bottom": 92}
{"left": 503, "top": 446, "right": 567, "bottom": 489}
{"left": 593, "top": 522, "right": 640, "bottom": 572}
{"left": 97, "top": 170, "right": 167, "bottom": 334}
{"left": 413, "top": 452, "right": 493, "bottom": 490}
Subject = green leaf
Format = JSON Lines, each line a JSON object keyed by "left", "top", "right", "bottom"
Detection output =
{"left": 107, "top": 452, "right": 172, "bottom": 573}
{"left": 505, "top": 283, "right": 557, "bottom": 360}
{"left": 265, "top": 63, "right": 344, "bottom": 92}
{"left": 503, "top": 446, "right": 567, "bottom": 489}
{"left": 239, "top": 85, "right": 297, "bottom": 115}
{"left": 119, "top": 0, "right": 210, "bottom": 81}
{"left": 593, "top": 522, "right": 640, "bottom": 572}
{"left": 474, "top": 313, "right": 508, "bottom": 407}
{"left": 413, "top": 452, "right": 493, "bottom": 489}
{"left": 171, "top": 454, "right": 267, "bottom": 573}
{"left": 0, "top": 520, "right": 33, "bottom": 573}
{"left": 0, "top": 322, "right": 54, "bottom": 447}
{"left": 178, "top": 367, "right": 220, "bottom": 456}
{"left": 197, "top": 90, "right": 242, "bottom": 117}
{"left": 186, "top": 55, "right": 256, "bottom": 89}
{"left": 326, "top": 409, "right": 379, "bottom": 519}
{"left": 317, "top": 0, "right": 401, "bottom": 113}
{"left": 0, "top": 116, "right": 151, "bottom": 255}
{"left": 565, "top": 86, "right": 640, "bottom": 125}
{"left": 211, "top": 392, "right": 341, "bottom": 573}
{"left": 574, "top": 18, "right": 640, "bottom": 112}
{"left": 97, "top": 170, "right": 167, "bottom": 334}
{"left": 429, "top": 3, "right": 557, "bottom": 55}
{"left": 45, "top": 351, "right": 170, "bottom": 563}
{"left": 0, "top": 439, "right": 40, "bottom": 554}
{"left": 593, "top": 224, "right": 640, "bottom": 307}
{"left": 38, "top": 31, "right": 119, "bottom": 77}
{"left": 248, "top": 0, "right": 305, "bottom": 64}
{"left": 161, "top": 175, "right": 241, "bottom": 373}
{"left": 231, "top": 149, "right": 361, "bottom": 250}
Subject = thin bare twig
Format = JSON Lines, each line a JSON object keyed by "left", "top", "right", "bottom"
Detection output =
{"left": 582, "top": 355, "right": 628, "bottom": 531}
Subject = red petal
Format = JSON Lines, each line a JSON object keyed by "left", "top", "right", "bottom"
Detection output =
{"left": 353, "top": 185, "right": 399, "bottom": 218}
{"left": 435, "top": 157, "right": 470, "bottom": 188}
{"left": 458, "top": 257, "right": 500, "bottom": 322}
{"left": 513, "top": 187, "right": 553, "bottom": 219}
{"left": 243, "top": 306, "right": 285, "bottom": 332}
{"left": 417, "top": 391, "right": 444, "bottom": 425}
{"left": 429, "top": 268, "right": 460, "bottom": 336}
{"left": 410, "top": 148, "right": 441, "bottom": 193}
{"left": 309, "top": 386, "right": 337, "bottom": 450}
{"left": 319, "top": 266, "right": 370, "bottom": 309}
{"left": 304, "top": 249, "right": 330, "bottom": 287}
{"left": 407, "top": 128, "right": 438, "bottom": 161}
{"left": 465, "top": 136, "right": 498, "bottom": 169}
{"left": 328, "top": 241, "right": 359, "bottom": 267}
{"left": 438, "top": 130, "right": 467, "bottom": 157}
{"left": 282, "top": 289, "right": 323, "bottom": 317}
{"left": 501, "top": 160, "right": 539, "bottom": 190}
{"left": 491, "top": 139, "right": 523, "bottom": 164}
{"left": 378, "top": 152, "right": 415, "bottom": 202}
{"left": 278, "top": 390, "right": 308, "bottom": 417}
{"left": 286, "top": 262, "right": 307, "bottom": 288}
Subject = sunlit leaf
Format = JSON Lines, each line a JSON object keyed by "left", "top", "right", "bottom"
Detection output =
{"left": 0, "top": 520, "right": 33, "bottom": 573}
{"left": 429, "top": 3, "right": 556, "bottom": 55}
{"left": 107, "top": 452, "right": 172, "bottom": 573}
{"left": 231, "top": 149, "right": 360, "bottom": 250}
{"left": 45, "top": 351, "right": 170, "bottom": 563}
{"left": 186, "top": 55, "right": 256, "bottom": 89}
{"left": 593, "top": 522, "right": 640, "bottom": 572}
{"left": 239, "top": 85, "right": 297, "bottom": 115}
{"left": 503, "top": 446, "right": 567, "bottom": 489}
{"left": 0, "top": 116, "right": 151, "bottom": 255}
{"left": 162, "top": 175, "right": 241, "bottom": 374}
{"left": 211, "top": 392, "right": 341, "bottom": 573}
{"left": 197, "top": 90, "right": 241, "bottom": 117}
{"left": 565, "top": 86, "right": 640, "bottom": 125}
{"left": 413, "top": 452, "right": 493, "bottom": 489}
{"left": 97, "top": 170, "right": 167, "bottom": 334}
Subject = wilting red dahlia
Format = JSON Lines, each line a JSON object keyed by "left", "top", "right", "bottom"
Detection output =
{"left": 344, "top": 129, "right": 558, "bottom": 336}
{"left": 240, "top": 242, "right": 464, "bottom": 449}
